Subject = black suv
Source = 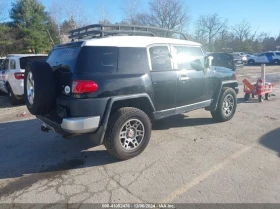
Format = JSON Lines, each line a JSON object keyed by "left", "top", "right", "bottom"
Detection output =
{"left": 24, "top": 24, "right": 239, "bottom": 160}
{"left": 209, "top": 52, "right": 243, "bottom": 71}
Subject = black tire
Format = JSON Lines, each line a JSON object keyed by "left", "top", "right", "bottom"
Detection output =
{"left": 273, "top": 59, "right": 280, "bottom": 65}
{"left": 265, "top": 93, "right": 270, "bottom": 100}
{"left": 24, "top": 61, "right": 56, "bottom": 115}
{"left": 211, "top": 87, "right": 237, "bottom": 122}
{"left": 7, "top": 84, "right": 20, "bottom": 105}
{"left": 244, "top": 93, "right": 250, "bottom": 101}
{"left": 258, "top": 95, "right": 264, "bottom": 102}
{"left": 248, "top": 59, "right": 255, "bottom": 65}
{"left": 104, "top": 107, "right": 152, "bottom": 160}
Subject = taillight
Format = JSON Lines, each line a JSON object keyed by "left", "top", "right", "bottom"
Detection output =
{"left": 14, "top": 73, "right": 24, "bottom": 80}
{"left": 72, "top": 80, "right": 98, "bottom": 94}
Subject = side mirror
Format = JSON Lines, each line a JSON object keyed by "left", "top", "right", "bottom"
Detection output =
{"left": 190, "top": 59, "right": 204, "bottom": 71}
{"left": 204, "top": 56, "right": 213, "bottom": 68}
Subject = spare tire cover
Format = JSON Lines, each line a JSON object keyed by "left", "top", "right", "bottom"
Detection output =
{"left": 24, "top": 61, "right": 56, "bottom": 115}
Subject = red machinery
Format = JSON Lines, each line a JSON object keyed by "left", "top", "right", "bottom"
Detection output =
{"left": 243, "top": 78, "right": 274, "bottom": 102}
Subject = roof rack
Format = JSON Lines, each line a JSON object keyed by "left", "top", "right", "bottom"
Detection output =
{"left": 69, "top": 24, "right": 188, "bottom": 41}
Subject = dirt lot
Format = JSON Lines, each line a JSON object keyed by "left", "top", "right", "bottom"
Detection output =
{"left": 0, "top": 66, "right": 280, "bottom": 204}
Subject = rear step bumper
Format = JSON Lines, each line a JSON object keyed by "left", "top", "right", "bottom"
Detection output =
{"left": 61, "top": 117, "right": 100, "bottom": 134}
{"left": 37, "top": 115, "right": 100, "bottom": 135}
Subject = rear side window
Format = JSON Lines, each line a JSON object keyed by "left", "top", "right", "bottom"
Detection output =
{"left": 173, "top": 46, "right": 204, "bottom": 70}
{"left": 149, "top": 46, "right": 172, "bottom": 71}
{"left": 4, "top": 59, "right": 9, "bottom": 69}
{"left": 20, "top": 56, "right": 47, "bottom": 69}
{"left": 10, "top": 59, "right": 16, "bottom": 69}
{"left": 276, "top": 52, "right": 280, "bottom": 56}
{"left": 47, "top": 47, "right": 81, "bottom": 72}
{"left": 118, "top": 48, "right": 149, "bottom": 73}
{"left": 76, "top": 47, "right": 118, "bottom": 73}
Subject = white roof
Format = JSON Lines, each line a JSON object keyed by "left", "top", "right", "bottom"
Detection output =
{"left": 83, "top": 36, "right": 201, "bottom": 48}
{"left": 7, "top": 54, "right": 48, "bottom": 58}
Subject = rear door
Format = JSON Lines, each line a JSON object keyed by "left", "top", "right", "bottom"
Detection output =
{"left": 264, "top": 52, "right": 274, "bottom": 63}
{"left": 148, "top": 45, "right": 177, "bottom": 115}
{"left": 47, "top": 45, "right": 82, "bottom": 97}
{"left": 255, "top": 53, "right": 268, "bottom": 63}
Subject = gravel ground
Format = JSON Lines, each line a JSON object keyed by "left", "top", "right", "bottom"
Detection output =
{"left": 0, "top": 65, "right": 279, "bottom": 205}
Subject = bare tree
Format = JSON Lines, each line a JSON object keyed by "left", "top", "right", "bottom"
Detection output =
{"left": 195, "top": 13, "right": 227, "bottom": 51}
{"left": 64, "top": 0, "right": 89, "bottom": 29}
{"left": 148, "top": 0, "right": 190, "bottom": 31}
{"left": 97, "top": 3, "right": 112, "bottom": 24}
{"left": 49, "top": 1, "right": 64, "bottom": 39}
{"left": 232, "top": 20, "right": 251, "bottom": 42}
{"left": 0, "top": 0, "right": 7, "bottom": 21}
{"left": 123, "top": 0, "right": 141, "bottom": 24}
{"left": 49, "top": 0, "right": 89, "bottom": 30}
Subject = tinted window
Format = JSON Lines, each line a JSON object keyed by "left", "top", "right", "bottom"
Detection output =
{"left": 174, "top": 46, "right": 204, "bottom": 70}
{"left": 118, "top": 48, "right": 149, "bottom": 73}
{"left": 20, "top": 56, "right": 47, "bottom": 69}
{"left": 265, "top": 53, "right": 274, "bottom": 56}
{"left": 76, "top": 47, "right": 118, "bottom": 73}
{"left": 4, "top": 59, "right": 9, "bottom": 69}
{"left": 10, "top": 59, "right": 16, "bottom": 69}
{"left": 149, "top": 46, "right": 172, "bottom": 71}
{"left": 47, "top": 47, "right": 80, "bottom": 72}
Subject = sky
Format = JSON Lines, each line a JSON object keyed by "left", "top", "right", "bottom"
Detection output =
{"left": 3, "top": 0, "right": 280, "bottom": 37}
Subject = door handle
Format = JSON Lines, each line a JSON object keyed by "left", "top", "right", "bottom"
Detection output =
{"left": 179, "top": 75, "right": 190, "bottom": 81}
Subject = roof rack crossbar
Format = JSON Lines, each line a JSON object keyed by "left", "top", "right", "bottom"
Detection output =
{"left": 69, "top": 24, "right": 188, "bottom": 40}
{"left": 69, "top": 30, "right": 156, "bottom": 39}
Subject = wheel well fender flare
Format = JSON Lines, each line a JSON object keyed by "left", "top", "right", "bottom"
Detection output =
{"left": 95, "top": 94, "right": 155, "bottom": 144}
{"left": 206, "top": 80, "right": 239, "bottom": 112}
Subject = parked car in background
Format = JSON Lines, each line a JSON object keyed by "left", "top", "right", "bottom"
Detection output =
{"left": 232, "top": 52, "right": 247, "bottom": 64}
{"left": 247, "top": 52, "right": 280, "bottom": 65}
{"left": 0, "top": 57, "right": 6, "bottom": 64}
{"left": 0, "top": 54, "right": 48, "bottom": 105}
{"left": 246, "top": 54, "right": 254, "bottom": 59}
{"left": 208, "top": 52, "right": 243, "bottom": 71}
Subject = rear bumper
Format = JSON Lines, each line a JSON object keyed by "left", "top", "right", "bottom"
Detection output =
{"left": 37, "top": 115, "right": 100, "bottom": 135}
{"left": 61, "top": 116, "right": 100, "bottom": 134}
{"left": 11, "top": 80, "right": 24, "bottom": 96}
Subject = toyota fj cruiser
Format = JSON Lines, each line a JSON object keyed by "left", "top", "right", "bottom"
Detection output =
{"left": 24, "top": 24, "right": 239, "bottom": 160}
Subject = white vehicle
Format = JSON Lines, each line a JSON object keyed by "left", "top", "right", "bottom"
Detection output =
{"left": 232, "top": 52, "right": 247, "bottom": 63}
{"left": 0, "top": 54, "right": 48, "bottom": 105}
{"left": 247, "top": 52, "right": 280, "bottom": 65}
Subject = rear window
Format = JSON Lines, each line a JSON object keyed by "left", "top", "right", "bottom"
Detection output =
{"left": 76, "top": 47, "right": 118, "bottom": 73}
{"left": 275, "top": 52, "right": 280, "bottom": 56}
{"left": 20, "top": 56, "right": 47, "bottom": 69}
{"left": 47, "top": 47, "right": 81, "bottom": 72}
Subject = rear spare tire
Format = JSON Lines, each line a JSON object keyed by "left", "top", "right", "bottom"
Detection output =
{"left": 24, "top": 61, "right": 56, "bottom": 115}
